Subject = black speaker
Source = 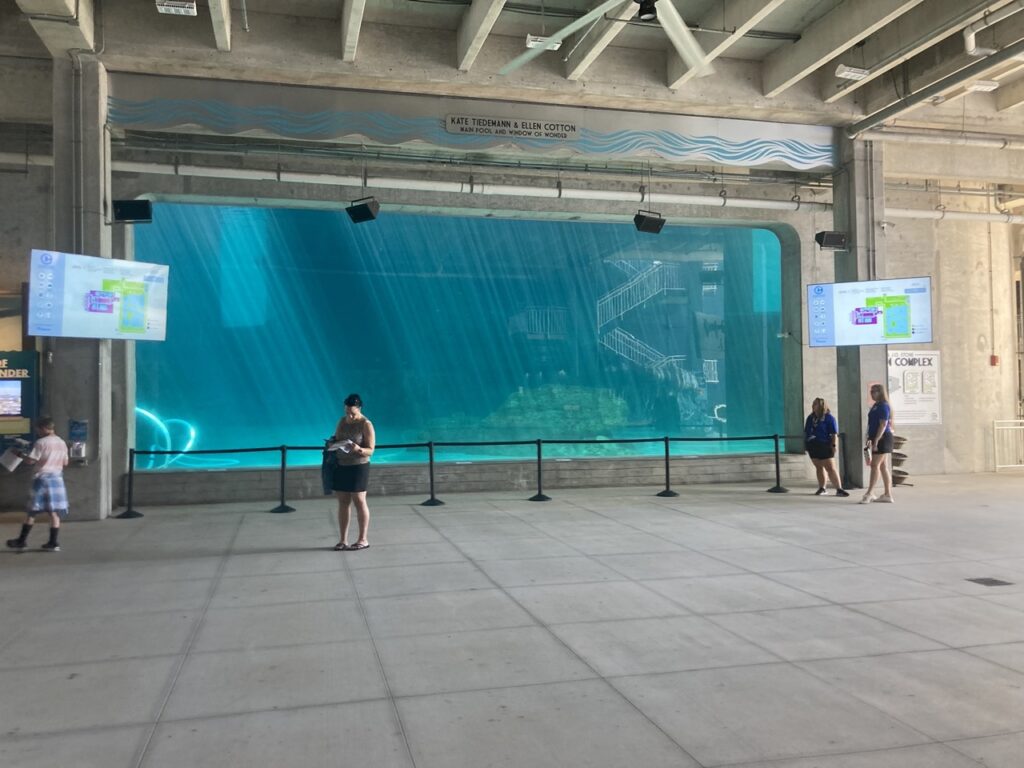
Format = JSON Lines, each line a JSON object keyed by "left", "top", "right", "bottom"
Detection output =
{"left": 634, "top": 210, "right": 665, "bottom": 234}
{"left": 112, "top": 199, "right": 152, "bottom": 223}
{"left": 346, "top": 197, "right": 380, "bottom": 223}
{"left": 814, "top": 231, "right": 847, "bottom": 250}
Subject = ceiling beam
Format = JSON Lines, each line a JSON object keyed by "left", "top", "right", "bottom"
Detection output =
{"left": 564, "top": 0, "right": 633, "bottom": 81}
{"left": 458, "top": 0, "right": 507, "bottom": 71}
{"left": 821, "top": 0, "right": 1014, "bottom": 104}
{"left": 341, "top": 0, "right": 367, "bottom": 62}
{"left": 669, "top": 0, "right": 790, "bottom": 90}
{"left": 208, "top": 0, "right": 231, "bottom": 52}
{"left": 762, "top": 0, "right": 925, "bottom": 98}
{"left": 16, "top": 0, "right": 95, "bottom": 56}
{"left": 657, "top": 0, "right": 713, "bottom": 82}
{"left": 861, "top": 12, "right": 1024, "bottom": 115}
{"left": 997, "top": 72, "right": 1024, "bottom": 110}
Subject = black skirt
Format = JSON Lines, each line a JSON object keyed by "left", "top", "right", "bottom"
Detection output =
{"left": 332, "top": 463, "right": 370, "bottom": 492}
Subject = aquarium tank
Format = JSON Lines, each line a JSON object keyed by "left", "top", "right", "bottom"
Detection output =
{"left": 134, "top": 204, "right": 784, "bottom": 469}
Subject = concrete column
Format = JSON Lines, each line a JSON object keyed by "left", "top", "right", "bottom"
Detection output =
{"left": 832, "top": 138, "right": 887, "bottom": 488}
{"left": 48, "top": 56, "right": 113, "bottom": 520}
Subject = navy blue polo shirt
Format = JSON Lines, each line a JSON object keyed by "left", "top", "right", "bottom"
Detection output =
{"left": 867, "top": 402, "right": 892, "bottom": 438}
{"left": 804, "top": 412, "right": 838, "bottom": 443}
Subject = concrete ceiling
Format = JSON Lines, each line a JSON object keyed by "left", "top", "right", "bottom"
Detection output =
{"left": 5, "top": 0, "right": 1024, "bottom": 137}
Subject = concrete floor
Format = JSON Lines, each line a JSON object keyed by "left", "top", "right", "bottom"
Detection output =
{"left": 3, "top": 475, "right": 1024, "bottom": 767}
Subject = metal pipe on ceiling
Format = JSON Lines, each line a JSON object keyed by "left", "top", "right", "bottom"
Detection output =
{"left": 862, "top": 128, "right": 1024, "bottom": 150}
{"left": 4, "top": 151, "right": 1023, "bottom": 222}
{"left": 847, "top": 37, "right": 1024, "bottom": 137}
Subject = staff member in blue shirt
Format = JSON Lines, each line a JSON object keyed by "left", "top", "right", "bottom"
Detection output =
{"left": 860, "top": 383, "right": 895, "bottom": 504}
{"left": 804, "top": 398, "right": 848, "bottom": 497}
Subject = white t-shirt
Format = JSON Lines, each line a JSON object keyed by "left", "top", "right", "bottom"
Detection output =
{"left": 28, "top": 434, "right": 69, "bottom": 477}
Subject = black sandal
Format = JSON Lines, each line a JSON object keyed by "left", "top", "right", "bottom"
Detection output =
{"left": 334, "top": 542, "right": 350, "bottom": 551}
{"left": 348, "top": 542, "right": 369, "bottom": 551}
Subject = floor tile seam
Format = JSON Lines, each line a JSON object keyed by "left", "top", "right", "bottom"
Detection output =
{"left": 975, "top": 593, "right": 1024, "bottom": 612}
{"left": 704, "top": 740, "right": 975, "bottom": 768}
{"left": 359, "top": 619, "right": 540, "bottom": 643}
{"left": 958, "top": 644, "right": 1024, "bottom": 675}
{"left": 132, "top": 513, "right": 247, "bottom": 768}
{"left": 943, "top": 727, "right": 1024, "bottom": 752}
{"left": 0, "top": 651, "right": 187, "bottom": 674}
{"left": 142, "top": 694, "right": 396, "bottom": 730}
{"left": 345, "top": 557, "right": 472, "bottom": 572}
{"left": 408, "top": 505, "right": 707, "bottom": 768}
{"left": 209, "top": 593, "right": 359, "bottom": 610}
{"left": 789, "top": 647, "right": 1024, "bottom": 742}
{"left": 337, "top": 517, "right": 420, "bottom": 768}
{"left": 182, "top": 635, "right": 377, "bottom": 659}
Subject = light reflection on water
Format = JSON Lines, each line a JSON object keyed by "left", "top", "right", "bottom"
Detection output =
{"left": 135, "top": 204, "right": 783, "bottom": 470}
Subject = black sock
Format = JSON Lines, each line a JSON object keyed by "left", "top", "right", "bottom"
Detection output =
{"left": 47, "top": 527, "right": 59, "bottom": 546}
{"left": 16, "top": 523, "right": 32, "bottom": 544}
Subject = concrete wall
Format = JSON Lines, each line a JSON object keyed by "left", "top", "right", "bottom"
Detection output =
{"left": 884, "top": 187, "right": 1019, "bottom": 474}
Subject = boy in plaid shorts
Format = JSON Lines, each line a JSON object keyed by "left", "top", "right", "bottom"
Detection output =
{"left": 6, "top": 417, "right": 69, "bottom": 552}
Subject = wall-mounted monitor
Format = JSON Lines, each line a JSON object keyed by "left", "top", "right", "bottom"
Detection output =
{"left": 807, "top": 276, "right": 932, "bottom": 348}
{"left": 27, "top": 249, "right": 169, "bottom": 341}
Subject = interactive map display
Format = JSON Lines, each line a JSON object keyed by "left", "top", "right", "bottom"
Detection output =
{"left": 28, "top": 249, "right": 168, "bottom": 341}
{"left": 807, "top": 276, "right": 932, "bottom": 348}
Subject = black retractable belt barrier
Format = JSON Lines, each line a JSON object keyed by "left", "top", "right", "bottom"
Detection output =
{"left": 421, "top": 441, "right": 445, "bottom": 506}
{"left": 269, "top": 445, "right": 296, "bottom": 513}
{"left": 529, "top": 439, "right": 551, "bottom": 502}
{"left": 656, "top": 436, "right": 679, "bottom": 497}
{"left": 115, "top": 447, "right": 144, "bottom": 519}
{"left": 766, "top": 434, "right": 789, "bottom": 493}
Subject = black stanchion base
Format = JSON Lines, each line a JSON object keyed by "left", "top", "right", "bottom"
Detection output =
{"left": 529, "top": 493, "right": 552, "bottom": 502}
{"left": 115, "top": 509, "right": 144, "bottom": 519}
{"left": 421, "top": 498, "right": 445, "bottom": 506}
{"left": 656, "top": 489, "right": 680, "bottom": 497}
{"left": 766, "top": 486, "right": 789, "bottom": 494}
{"left": 269, "top": 504, "right": 296, "bottom": 513}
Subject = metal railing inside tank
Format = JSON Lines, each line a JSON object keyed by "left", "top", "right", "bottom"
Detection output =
{"left": 118, "top": 433, "right": 831, "bottom": 518}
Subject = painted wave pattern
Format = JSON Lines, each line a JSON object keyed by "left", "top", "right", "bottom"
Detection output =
{"left": 107, "top": 98, "right": 834, "bottom": 170}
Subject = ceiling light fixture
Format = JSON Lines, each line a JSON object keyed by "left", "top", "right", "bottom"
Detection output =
{"left": 835, "top": 64, "right": 870, "bottom": 81}
{"left": 965, "top": 79, "right": 1000, "bottom": 92}
{"left": 634, "top": 0, "right": 657, "bottom": 22}
{"left": 154, "top": 0, "right": 197, "bottom": 16}
{"left": 525, "top": 34, "right": 561, "bottom": 51}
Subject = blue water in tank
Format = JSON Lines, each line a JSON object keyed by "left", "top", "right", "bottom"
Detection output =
{"left": 134, "top": 204, "right": 783, "bottom": 469}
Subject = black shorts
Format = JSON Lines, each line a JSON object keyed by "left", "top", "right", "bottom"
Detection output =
{"left": 873, "top": 432, "right": 894, "bottom": 454}
{"left": 333, "top": 463, "right": 370, "bottom": 493}
{"left": 806, "top": 441, "right": 835, "bottom": 460}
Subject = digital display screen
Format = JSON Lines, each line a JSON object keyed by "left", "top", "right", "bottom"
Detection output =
{"left": 0, "top": 380, "right": 20, "bottom": 416}
{"left": 27, "top": 249, "right": 169, "bottom": 341}
{"left": 807, "top": 276, "right": 932, "bottom": 348}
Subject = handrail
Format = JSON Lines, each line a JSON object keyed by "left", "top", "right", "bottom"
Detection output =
{"left": 118, "top": 432, "right": 800, "bottom": 518}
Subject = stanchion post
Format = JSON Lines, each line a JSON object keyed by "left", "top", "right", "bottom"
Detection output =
{"left": 766, "top": 434, "right": 789, "bottom": 493}
{"left": 656, "top": 436, "right": 679, "bottom": 497}
{"left": 529, "top": 439, "right": 551, "bottom": 502}
{"left": 421, "top": 441, "right": 445, "bottom": 506}
{"left": 115, "top": 447, "right": 144, "bottom": 519}
{"left": 269, "top": 445, "right": 296, "bottom": 513}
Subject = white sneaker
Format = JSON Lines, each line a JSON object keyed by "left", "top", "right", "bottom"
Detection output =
{"left": 876, "top": 494, "right": 895, "bottom": 503}
{"left": 859, "top": 493, "right": 875, "bottom": 505}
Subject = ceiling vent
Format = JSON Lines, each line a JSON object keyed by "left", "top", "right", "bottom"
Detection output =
{"left": 155, "top": 1, "right": 197, "bottom": 16}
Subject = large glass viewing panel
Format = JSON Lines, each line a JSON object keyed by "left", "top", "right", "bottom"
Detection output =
{"left": 135, "top": 204, "right": 784, "bottom": 469}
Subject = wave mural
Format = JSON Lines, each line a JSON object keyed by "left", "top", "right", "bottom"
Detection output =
{"left": 107, "top": 97, "right": 834, "bottom": 171}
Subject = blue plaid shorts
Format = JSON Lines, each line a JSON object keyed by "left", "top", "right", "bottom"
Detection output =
{"left": 28, "top": 473, "right": 69, "bottom": 517}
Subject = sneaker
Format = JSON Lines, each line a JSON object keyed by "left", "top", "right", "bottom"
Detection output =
{"left": 836, "top": 489, "right": 850, "bottom": 498}
{"left": 5, "top": 538, "right": 26, "bottom": 550}
{"left": 876, "top": 494, "right": 895, "bottom": 503}
{"left": 814, "top": 487, "right": 826, "bottom": 496}
{"left": 859, "top": 493, "right": 875, "bottom": 505}
{"left": 40, "top": 542, "right": 60, "bottom": 552}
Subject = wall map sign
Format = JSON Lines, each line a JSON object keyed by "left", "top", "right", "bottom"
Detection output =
{"left": 446, "top": 115, "right": 579, "bottom": 140}
{"left": 887, "top": 350, "right": 941, "bottom": 426}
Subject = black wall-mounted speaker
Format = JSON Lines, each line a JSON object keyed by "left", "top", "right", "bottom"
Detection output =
{"left": 112, "top": 199, "right": 153, "bottom": 223}
{"left": 346, "top": 197, "right": 380, "bottom": 223}
{"left": 814, "top": 231, "right": 848, "bottom": 250}
{"left": 634, "top": 210, "right": 666, "bottom": 234}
